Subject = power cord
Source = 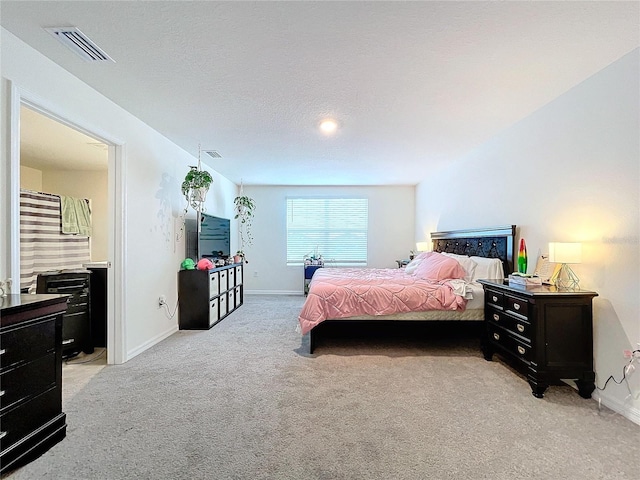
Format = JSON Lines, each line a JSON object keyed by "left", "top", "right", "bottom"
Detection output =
{"left": 64, "top": 348, "right": 106, "bottom": 365}
{"left": 160, "top": 297, "right": 179, "bottom": 319}
{"left": 596, "top": 349, "right": 640, "bottom": 399}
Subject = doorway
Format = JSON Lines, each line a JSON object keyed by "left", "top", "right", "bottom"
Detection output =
{"left": 7, "top": 84, "right": 126, "bottom": 365}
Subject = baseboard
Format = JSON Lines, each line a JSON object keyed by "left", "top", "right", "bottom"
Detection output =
{"left": 126, "top": 325, "right": 178, "bottom": 362}
{"left": 594, "top": 390, "right": 640, "bottom": 426}
{"left": 244, "top": 290, "right": 303, "bottom": 296}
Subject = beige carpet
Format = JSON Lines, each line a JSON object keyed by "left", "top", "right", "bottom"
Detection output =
{"left": 5, "top": 295, "right": 639, "bottom": 480}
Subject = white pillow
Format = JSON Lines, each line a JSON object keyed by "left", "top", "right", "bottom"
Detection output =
{"left": 441, "top": 253, "right": 477, "bottom": 283}
{"left": 404, "top": 257, "right": 423, "bottom": 274}
{"left": 469, "top": 256, "right": 504, "bottom": 281}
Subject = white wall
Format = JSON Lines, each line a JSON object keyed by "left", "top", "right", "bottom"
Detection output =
{"left": 241, "top": 185, "right": 415, "bottom": 293}
{"left": 1, "top": 28, "right": 237, "bottom": 361}
{"left": 416, "top": 49, "right": 639, "bottom": 423}
{"left": 19, "top": 165, "right": 42, "bottom": 190}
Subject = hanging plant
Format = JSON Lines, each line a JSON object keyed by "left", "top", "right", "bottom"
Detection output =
{"left": 234, "top": 193, "right": 256, "bottom": 252}
{"left": 182, "top": 166, "right": 213, "bottom": 211}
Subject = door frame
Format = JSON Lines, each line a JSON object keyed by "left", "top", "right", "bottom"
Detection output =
{"left": 7, "top": 81, "right": 127, "bottom": 364}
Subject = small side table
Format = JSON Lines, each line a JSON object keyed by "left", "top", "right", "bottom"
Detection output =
{"left": 304, "top": 264, "right": 323, "bottom": 295}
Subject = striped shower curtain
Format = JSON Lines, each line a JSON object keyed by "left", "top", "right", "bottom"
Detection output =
{"left": 20, "top": 190, "right": 91, "bottom": 292}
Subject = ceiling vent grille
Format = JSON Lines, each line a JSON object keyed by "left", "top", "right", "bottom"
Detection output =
{"left": 45, "top": 27, "right": 115, "bottom": 63}
{"left": 204, "top": 150, "right": 222, "bottom": 159}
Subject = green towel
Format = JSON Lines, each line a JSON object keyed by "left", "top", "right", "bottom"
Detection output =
{"left": 74, "top": 197, "right": 92, "bottom": 236}
{"left": 61, "top": 196, "right": 92, "bottom": 236}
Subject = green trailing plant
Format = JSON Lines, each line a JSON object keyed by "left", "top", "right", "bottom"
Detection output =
{"left": 182, "top": 166, "right": 213, "bottom": 210}
{"left": 234, "top": 194, "right": 256, "bottom": 253}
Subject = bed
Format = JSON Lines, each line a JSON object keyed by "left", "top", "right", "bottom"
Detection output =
{"left": 299, "top": 225, "right": 516, "bottom": 353}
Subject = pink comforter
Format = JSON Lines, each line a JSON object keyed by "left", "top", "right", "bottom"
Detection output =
{"left": 298, "top": 268, "right": 467, "bottom": 334}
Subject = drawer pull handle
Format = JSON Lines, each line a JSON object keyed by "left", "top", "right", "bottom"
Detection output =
{"left": 0, "top": 390, "right": 5, "bottom": 397}
{"left": 493, "top": 314, "right": 499, "bottom": 321}
{"left": 517, "top": 346, "right": 526, "bottom": 355}
{"left": 514, "top": 304, "right": 521, "bottom": 311}
{"left": 0, "top": 348, "right": 5, "bottom": 355}
{"left": 492, "top": 295, "right": 498, "bottom": 302}
{"left": 493, "top": 333, "right": 500, "bottom": 341}
{"left": 62, "top": 338, "right": 75, "bottom": 345}
{"left": 517, "top": 324, "right": 525, "bottom": 333}
{"left": 0, "top": 431, "right": 6, "bottom": 440}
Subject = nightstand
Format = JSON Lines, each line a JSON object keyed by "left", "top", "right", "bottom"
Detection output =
{"left": 478, "top": 279, "right": 598, "bottom": 399}
{"left": 304, "top": 264, "right": 323, "bottom": 295}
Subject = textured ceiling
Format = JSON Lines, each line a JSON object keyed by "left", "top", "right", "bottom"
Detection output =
{"left": 2, "top": 1, "right": 638, "bottom": 185}
{"left": 20, "top": 106, "right": 108, "bottom": 172}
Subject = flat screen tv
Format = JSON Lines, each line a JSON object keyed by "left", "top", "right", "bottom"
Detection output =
{"left": 198, "top": 213, "right": 231, "bottom": 259}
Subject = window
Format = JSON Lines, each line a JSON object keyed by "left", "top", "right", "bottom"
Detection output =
{"left": 286, "top": 197, "right": 368, "bottom": 266}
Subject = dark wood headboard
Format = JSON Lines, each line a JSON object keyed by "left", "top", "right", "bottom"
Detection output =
{"left": 430, "top": 225, "right": 516, "bottom": 275}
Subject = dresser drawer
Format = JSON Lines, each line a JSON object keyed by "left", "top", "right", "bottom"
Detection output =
{"left": 0, "top": 353, "right": 56, "bottom": 413}
{"left": 61, "top": 311, "right": 89, "bottom": 352}
{"left": 0, "top": 317, "right": 56, "bottom": 372}
{"left": 486, "top": 290, "right": 504, "bottom": 308}
{"left": 66, "top": 292, "right": 89, "bottom": 312}
{"left": 505, "top": 295, "right": 529, "bottom": 318}
{"left": 0, "top": 386, "right": 60, "bottom": 452}
{"left": 228, "top": 268, "right": 235, "bottom": 288}
{"left": 235, "top": 265, "right": 243, "bottom": 285}
{"left": 488, "top": 324, "right": 532, "bottom": 363}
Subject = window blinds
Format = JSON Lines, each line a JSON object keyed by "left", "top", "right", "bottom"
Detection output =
{"left": 286, "top": 197, "right": 368, "bottom": 266}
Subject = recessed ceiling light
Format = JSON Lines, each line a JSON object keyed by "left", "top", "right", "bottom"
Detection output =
{"left": 319, "top": 119, "right": 338, "bottom": 134}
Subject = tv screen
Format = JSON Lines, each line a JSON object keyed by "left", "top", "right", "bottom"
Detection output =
{"left": 198, "top": 214, "right": 231, "bottom": 259}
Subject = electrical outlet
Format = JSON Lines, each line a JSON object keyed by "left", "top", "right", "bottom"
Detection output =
{"left": 158, "top": 295, "right": 166, "bottom": 308}
{"left": 253, "top": 271, "right": 258, "bottom": 277}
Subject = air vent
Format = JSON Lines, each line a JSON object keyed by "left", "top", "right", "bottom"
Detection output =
{"left": 204, "top": 150, "right": 222, "bottom": 159}
{"left": 45, "top": 27, "right": 115, "bottom": 63}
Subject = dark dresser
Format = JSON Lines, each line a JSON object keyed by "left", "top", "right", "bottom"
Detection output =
{"left": 478, "top": 279, "right": 598, "bottom": 399}
{"left": 0, "top": 294, "right": 68, "bottom": 474}
{"left": 37, "top": 271, "right": 92, "bottom": 358}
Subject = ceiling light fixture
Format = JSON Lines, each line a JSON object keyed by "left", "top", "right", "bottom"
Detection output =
{"left": 319, "top": 119, "right": 338, "bottom": 134}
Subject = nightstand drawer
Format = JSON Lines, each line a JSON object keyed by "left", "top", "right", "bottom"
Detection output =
{"left": 486, "top": 290, "right": 504, "bottom": 308}
{"left": 487, "top": 308, "right": 532, "bottom": 342}
{"left": 505, "top": 296, "right": 528, "bottom": 318}
{"left": 487, "top": 325, "right": 532, "bottom": 363}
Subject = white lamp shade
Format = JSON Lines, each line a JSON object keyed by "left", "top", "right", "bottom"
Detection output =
{"left": 416, "top": 242, "right": 430, "bottom": 252}
{"left": 548, "top": 242, "right": 582, "bottom": 264}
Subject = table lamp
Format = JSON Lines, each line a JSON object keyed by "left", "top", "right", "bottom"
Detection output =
{"left": 548, "top": 242, "right": 582, "bottom": 289}
{"left": 416, "top": 242, "right": 430, "bottom": 252}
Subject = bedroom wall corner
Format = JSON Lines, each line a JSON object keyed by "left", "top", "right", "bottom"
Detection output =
{"left": 415, "top": 48, "right": 640, "bottom": 424}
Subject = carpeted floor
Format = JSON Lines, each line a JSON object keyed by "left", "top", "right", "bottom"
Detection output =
{"left": 5, "top": 295, "right": 639, "bottom": 479}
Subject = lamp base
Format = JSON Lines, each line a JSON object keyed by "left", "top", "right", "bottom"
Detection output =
{"left": 553, "top": 263, "right": 580, "bottom": 290}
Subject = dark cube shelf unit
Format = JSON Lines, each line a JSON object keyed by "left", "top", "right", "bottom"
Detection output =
{"left": 478, "top": 279, "right": 598, "bottom": 399}
{"left": 178, "top": 264, "right": 244, "bottom": 329}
